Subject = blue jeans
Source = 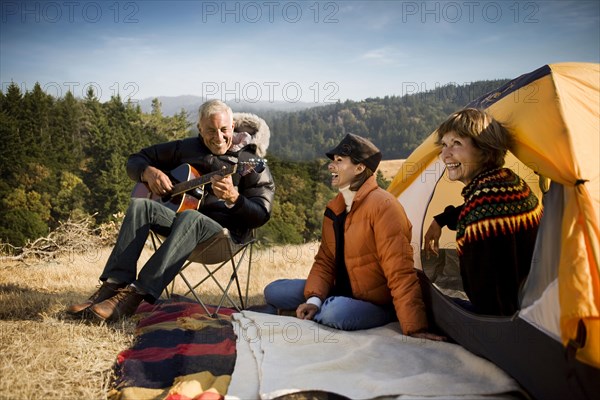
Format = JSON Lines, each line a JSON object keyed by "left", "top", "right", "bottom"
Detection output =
{"left": 263, "top": 279, "right": 396, "bottom": 331}
{"left": 100, "top": 198, "right": 223, "bottom": 301}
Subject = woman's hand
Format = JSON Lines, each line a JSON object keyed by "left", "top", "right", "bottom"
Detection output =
{"left": 409, "top": 331, "right": 446, "bottom": 341}
{"left": 424, "top": 219, "right": 442, "bottom": 258}
{"left": 296, "top": 303, "right": 318, "bottom": 320}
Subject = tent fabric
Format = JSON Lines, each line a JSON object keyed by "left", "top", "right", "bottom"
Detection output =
{"left": 520, "top": 181, "right": 563, "bottom": 310}
{"left": 417, "top": 270, "right": 600, "bottom": 400}
{"left": 387, "top": 62, "right": 600, "bottom": 369}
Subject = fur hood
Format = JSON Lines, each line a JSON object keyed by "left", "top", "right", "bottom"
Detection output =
{"left": 232, "top": 112, "right": 270, "bottom": 158}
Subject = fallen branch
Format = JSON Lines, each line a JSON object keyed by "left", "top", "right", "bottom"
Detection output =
{"left": 0, "top": 213, "right": 122, "bottom": 264}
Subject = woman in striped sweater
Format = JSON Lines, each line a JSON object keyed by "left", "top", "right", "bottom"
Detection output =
{"left": 424, "top": 108, "right": 543, "bottom": 316}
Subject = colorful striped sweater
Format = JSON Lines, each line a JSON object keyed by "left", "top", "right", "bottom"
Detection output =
{"left": 435, "top": 168, "right": 543, "bottom": 315}
{"left": 456, "top": 168, "right": 543, "bottom": 253}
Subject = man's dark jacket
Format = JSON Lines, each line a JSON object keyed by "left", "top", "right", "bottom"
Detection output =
{"left": 127, "top": 136, "right": 275, "bottom": 243}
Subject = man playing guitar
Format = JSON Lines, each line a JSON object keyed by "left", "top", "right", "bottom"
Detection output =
{"left": 67, "top": 100, "right": 275, "bottom": 321}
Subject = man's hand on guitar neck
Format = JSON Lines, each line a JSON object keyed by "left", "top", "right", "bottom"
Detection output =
{"left": 142, "top": 166, "right": 173, "bottom": 196}
{"left": 210, "top": 174, "right": 239, "bottom": 205}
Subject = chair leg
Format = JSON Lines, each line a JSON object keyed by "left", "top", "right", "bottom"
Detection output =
{"left": 160, "top": 230, "right": 255, "bottom": 316}
{"left": 225, "top": 243, "right": 252, "bottom": 311}
{"left": 231, "top": 257, "right": 245, "bottom": 310}
{"left": 244, "top": 243, "right": 254, "bottom": 308}
{"left": 178, "top": 270, "right": 214, "bottom": 316}
{"left": 150, "top": 231, "right": 172, "bottom": 300}
{"left": 212, "top": 243, "right": 253, "bottom": 314}
{"left": 213, "top": 258, "right": 243, "bottom": 314}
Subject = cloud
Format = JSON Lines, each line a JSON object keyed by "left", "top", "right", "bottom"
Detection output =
{"left": 359, "top": 47, "right": 406, "bottom": 66}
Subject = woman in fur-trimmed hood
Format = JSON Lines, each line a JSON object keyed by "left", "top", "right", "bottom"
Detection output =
{"left": 231, "top": 112, "right": 270, "bottom": 158}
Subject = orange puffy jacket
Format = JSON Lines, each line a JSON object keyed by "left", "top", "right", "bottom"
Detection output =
{"left": 304, "top": 176, "right": 428, "bottom": 335}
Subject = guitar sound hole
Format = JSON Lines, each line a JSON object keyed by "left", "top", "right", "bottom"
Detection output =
{"left": 191, "top": 188, "right": 204, "bottom": 199}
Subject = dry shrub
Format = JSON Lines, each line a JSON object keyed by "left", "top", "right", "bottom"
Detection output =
{"left": 0, "top": 214, "right": 122, "bottom": 264}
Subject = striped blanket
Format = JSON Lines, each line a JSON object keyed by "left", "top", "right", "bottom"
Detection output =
{"left": 109, "top": 297, "right": 236, "bottom": 400}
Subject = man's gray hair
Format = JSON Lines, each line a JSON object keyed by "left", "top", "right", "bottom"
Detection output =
{"left": 198, "top": 99, "right": 233, "bottom": 122}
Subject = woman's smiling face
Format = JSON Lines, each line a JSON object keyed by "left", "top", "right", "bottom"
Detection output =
{"left": 440, "top": 130, "right": 486, "bottom": 185}
{"left": 328, "top": 155, "right": 364, "bottom": 189}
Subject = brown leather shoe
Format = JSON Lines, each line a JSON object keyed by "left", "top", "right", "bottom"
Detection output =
{"left": 88, "top": 286, "right": 145, "bottom": 321}
{"left": 66, "top": 281, "right": 127, "bottom": 315}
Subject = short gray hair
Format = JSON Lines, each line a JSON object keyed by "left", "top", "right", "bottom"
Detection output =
{"left": 198, "top": 99, "right": 233, "bottom": 123}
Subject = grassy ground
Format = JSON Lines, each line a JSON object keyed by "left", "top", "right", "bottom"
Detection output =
{"left": 0, "top": 242, "right": 316, "bottom": 400}
{"left": 378, "top": 159, "right": 405, "bottom": 182}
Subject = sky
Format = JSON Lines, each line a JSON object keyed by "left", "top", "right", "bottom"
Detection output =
{"left": 1, "top": 0, "right": 599, "bottom": 105}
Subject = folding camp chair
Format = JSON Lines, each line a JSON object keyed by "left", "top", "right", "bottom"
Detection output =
{"left": 151, "top": 229, "right": 255, "bottom": 317}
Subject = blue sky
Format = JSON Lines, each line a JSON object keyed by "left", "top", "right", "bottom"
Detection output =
{"left": 1, "top": 0, "right": 599, "bottom": 104}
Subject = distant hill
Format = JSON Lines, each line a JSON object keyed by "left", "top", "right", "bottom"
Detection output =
{"left": 138, "top": 95, "right": 319, "bottom": 119}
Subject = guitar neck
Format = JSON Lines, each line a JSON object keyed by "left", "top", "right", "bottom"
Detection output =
{"left": 171, "top": 165, "right": 235, "bottom": 196}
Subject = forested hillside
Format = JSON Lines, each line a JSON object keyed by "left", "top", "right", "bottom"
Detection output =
{"left": 262, "top": 79, "right": 509, "bottom": 161}
{"left": 0, "top": 79, "right": 508, "bottom": 248}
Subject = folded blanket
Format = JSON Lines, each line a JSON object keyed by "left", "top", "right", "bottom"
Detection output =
{"left": 227, "top": 311, "right": 524, "bottom": 400}
{"left": 109, "top": 297, "right": 236, "bottom": 400}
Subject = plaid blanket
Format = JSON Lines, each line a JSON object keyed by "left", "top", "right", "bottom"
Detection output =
{"left": 109, "top": 297, "right": 236, "bottom": 400}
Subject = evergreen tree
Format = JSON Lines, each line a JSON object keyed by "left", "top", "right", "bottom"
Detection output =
{"left": 376, "top": 170, "right": 390, "bottom": 189}
{"left": 51, "top": 91, "right": 84, "bottom": 172}
{"left": 21, "top": 83, "right": 54, "bottom": 165}
{"left": 0, "top": 83, "right": 26, "bottom": 184}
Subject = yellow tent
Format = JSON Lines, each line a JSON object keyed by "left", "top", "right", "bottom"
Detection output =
{"left": 388, "top": 63, "right": 599, "bottom": 399}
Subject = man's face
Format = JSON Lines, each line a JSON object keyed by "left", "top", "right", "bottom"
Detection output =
{"left": 198, "top": 111, "right": 234, "bottom": 155}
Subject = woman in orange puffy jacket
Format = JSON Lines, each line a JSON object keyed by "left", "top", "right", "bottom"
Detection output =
{"left": 264, "top": 134, "right": 443, "bottom": 341}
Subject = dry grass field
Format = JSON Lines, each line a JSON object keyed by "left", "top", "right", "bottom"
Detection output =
{"left": 378, "top": 159, "right": 405, "bottom": 181}
{"left": 0, "top": 242, "right": 317, "bottom": 399}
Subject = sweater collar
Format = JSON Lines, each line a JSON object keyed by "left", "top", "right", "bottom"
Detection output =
{"left": 328, "top": 176, "right": 379, "bottom": 215}
{"left": 339, "top": 185, "right": 356, "bottom": 212}
{"left": 461, "top": 167, "right": 511, "bottom": 199}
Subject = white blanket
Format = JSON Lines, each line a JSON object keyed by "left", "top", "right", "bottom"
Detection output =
{"left": 226, "top": 311, "right": 523, "bottom": 400}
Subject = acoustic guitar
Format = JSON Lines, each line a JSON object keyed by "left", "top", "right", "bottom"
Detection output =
{"left": 131, "top": 159, "right": 265, "bottom": 212}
